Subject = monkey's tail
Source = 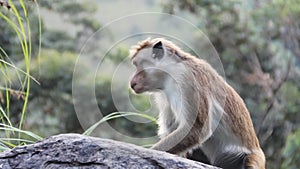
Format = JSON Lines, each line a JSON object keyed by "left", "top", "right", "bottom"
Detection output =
{"left": 245, "top": 149, "right": 265, "bottom": 169}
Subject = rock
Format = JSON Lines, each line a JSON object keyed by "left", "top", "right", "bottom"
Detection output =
{"left": 0, "top": 133, "right": 219, "bottom": 169}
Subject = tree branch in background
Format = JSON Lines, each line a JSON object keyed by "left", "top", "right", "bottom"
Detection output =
{"left": 242, "top": 52, "right": 273, "bottom": 92}
{"left": 257, "top": 58, "right": 292, "bottom": 141}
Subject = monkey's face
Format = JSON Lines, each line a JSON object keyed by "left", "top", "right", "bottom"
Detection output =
{"left": 130, "top": 68, "right": 168, "bottom": 94}
{"left": 130, "top": 41, "right": 170, "bottom": 94}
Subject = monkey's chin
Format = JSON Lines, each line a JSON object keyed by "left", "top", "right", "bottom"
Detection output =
{"left": 132, "top": 87, "right": 146, "bottom": 94}
{"left": 133, "top": 88, "right": 162, "bottom": 94}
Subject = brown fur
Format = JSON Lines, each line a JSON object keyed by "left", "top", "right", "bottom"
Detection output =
{"left": 130, "top": 38, "right": 265, "bottom": 169}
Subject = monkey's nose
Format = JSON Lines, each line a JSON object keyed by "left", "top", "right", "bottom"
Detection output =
{"left": 131, "top": 82, "right": 137, "bottom": 89}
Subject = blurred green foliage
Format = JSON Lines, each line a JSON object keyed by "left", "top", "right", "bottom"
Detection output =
{"left": 281, "top": 129, "right": 300, "bottom": 169}
{"left": 42, "top": 30, "right": 77, "bottom": 52}
{"left": 18, "top": 49, "right": 81, "bottom": 136}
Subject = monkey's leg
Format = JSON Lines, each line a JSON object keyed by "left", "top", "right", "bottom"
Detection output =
{"left": 244, "top": 149, "right": 265, "bottom": 169}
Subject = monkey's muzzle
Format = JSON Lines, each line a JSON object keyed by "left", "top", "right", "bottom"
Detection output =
{"left": 130, "top": 78, "right": 145, "bottom": 94}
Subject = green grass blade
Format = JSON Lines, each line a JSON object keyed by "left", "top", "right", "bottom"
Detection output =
{"left": 0, "top": 13, "right": 25, "bottom": 57}
{"left": 0, "top": 47, "right": 25, "bottom": 92}
{"left": 0, "top": 123, "right": 43, "bottom": 141}
{"left": 0, "top": 140, "right": 15, "bottom": 148}
{"left": 0, "top": 106, "right": 13, "bottom": 127}
{"left": 0, "top": 59, "right": 40, "bottom": 85}
{"left": 9, "top": 0, "right": 28, "bottom": 57}
{"left": 0, "top": 7, "right": 28, "bottom": 126}
{"left": 0, "top": 138, "right": 35, "bottom": 144}
{"left": 83, "top": 112, "right": 120, "bottom": 135}
{"left": 83, "top": 112, "right": 157, "bottom": 135}
{"left": 10, "top": 0, "right": 29, "bottom": 132}
{"left": 141, "top": 144, "right": 154, "bottom": 148}
{"left": 0, "top": 142, "right": 10, "bottom": 151}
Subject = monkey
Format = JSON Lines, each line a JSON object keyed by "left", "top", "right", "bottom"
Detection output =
{"left": 129, "top": 38, "right": 265, "bottom": 169}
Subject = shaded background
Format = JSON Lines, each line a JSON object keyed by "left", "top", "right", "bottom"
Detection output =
{"left": 0, "top": 0, "right": 299, "bottom": 168}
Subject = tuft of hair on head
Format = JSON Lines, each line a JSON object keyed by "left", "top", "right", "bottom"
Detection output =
{"left": 129, "top": 37, "right": 192, "bottom": 60}
{"left": 129, "top": 37, "right": 152, "bottom": 59}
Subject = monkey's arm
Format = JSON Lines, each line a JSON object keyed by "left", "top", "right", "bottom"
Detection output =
{"left": 152, "top": 95, "right": 213, "bottom": 155}
{"left": 151, "top": 124, "right": 200, "bottom": 154}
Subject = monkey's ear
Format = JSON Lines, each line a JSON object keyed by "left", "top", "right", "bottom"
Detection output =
{"left": 152, "top": 41, "right": 164, "bottom": 59}
{"left": 153, "top": 41, "right": 163, "bottom": 49}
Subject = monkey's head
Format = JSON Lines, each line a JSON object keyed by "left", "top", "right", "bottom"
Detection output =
{"left": 130, "top": 40, "right": 180, "bottom": 94}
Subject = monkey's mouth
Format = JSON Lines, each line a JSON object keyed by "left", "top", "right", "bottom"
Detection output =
{"left": 131, "top": 84, "right": 145, "bottom": 94}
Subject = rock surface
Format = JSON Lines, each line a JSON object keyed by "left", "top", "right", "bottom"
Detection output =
{"left": 0, "top": 134, "right": 219, "bottom": 169}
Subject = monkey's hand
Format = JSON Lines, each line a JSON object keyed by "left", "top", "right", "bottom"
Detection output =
{"left": 151, "top": 142, "right": 170, "bottom": 152}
